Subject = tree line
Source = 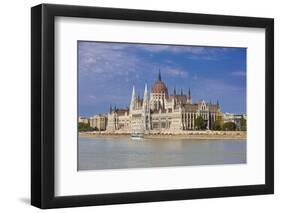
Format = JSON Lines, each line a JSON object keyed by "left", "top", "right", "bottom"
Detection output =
{"left": 194, "top": 116, "right": 246, "bottom": 131}
{"left": 78, "top": 122, "right": 100, "bottom": 132}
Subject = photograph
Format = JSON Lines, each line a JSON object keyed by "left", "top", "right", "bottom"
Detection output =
{"left": 30, "top": 2, "right": 274, "bottom": 209}
{"left": 77, "top": 41, "right": 247, "bottom": 170}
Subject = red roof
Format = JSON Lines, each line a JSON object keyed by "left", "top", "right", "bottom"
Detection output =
{"left": 152, "top": 80, "right": 168, "bottom": 95}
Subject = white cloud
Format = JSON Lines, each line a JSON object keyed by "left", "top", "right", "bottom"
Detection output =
{"left": 78, "top": 42, "right": 233, "bottom": 80}
{"left": 138, "top": 45, "right": 206, "bottom": 54}
{"left": 79, "top": 42, "right": 141, "bottom": 77}
{"left": 230, "top": 70, "right": 246, "bottom": 77}
{"left": 78, "top": 42, "right": 192, "bottom": 83}
{"left": 165, "top": 67, "right": 188, "bottom": 78}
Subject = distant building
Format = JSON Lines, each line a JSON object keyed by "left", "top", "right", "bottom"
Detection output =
{"left": 223, "top": 113, "right": 247, "bottom": 130}
{"left": 223, "top": 113, "right": 235, "bottom": 123}
{"left": 107, "top": 71, "right": 221, "bottom": 132}
{"left": 89, "top": 114, "right": 107, "bottom": 131}
{"left": 78, "top": 116, "right": 89, "bottom": 124}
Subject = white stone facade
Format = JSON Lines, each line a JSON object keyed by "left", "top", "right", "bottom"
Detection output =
{"left": 106, "top": 72, "right": 220, "bottom": 133}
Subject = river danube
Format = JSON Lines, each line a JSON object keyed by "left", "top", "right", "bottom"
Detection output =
{"left": 78, "top": 136, "right": 246, "bottom": 170}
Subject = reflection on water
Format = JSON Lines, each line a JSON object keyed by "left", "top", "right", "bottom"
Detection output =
{"left": 78, "top": 136, "right": 246, "bottom": 170}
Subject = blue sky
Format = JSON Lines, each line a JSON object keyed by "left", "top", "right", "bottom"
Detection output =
{"left": 78, "top": 41, "right": 246, "bottom": 116}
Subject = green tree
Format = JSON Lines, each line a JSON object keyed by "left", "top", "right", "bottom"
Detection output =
{"left": 222, "top": 122, "right": 236, "bottom": 131}
{"left": 212, "top": 120, "right": 222, "bottom": 130}
{"left": 240, "top": 117, "right": 247, "bottom": 131}
{"left": 195, "top": 116, "right": 206, "bottom": 130}
{"left": 78, "top": 122, "right": 93, "bottom": 132}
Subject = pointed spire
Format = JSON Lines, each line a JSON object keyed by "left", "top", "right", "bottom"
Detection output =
{"left": 143, "top": 83, "right": 148, "bottom": 110}
{"left": 180, "top": 88, "right": 183, "bottom": 96}
{"left": 188, "top": 88, "right": 191, "bottom": 99}
{"left": 173, "top": 87, "right": 176, "bottom": 96}
{"left": 109, "top": 104, "right": 112, "bottom": 113}
{"left": 143, "top": 83, "right": 148, "bottom": 100}
{"left": 131, "top": 85, "right": 135, "bottom": 99}
{"left": 158, "top": 69, "right": 161, "bottom": 81}
{"left": 130, "top": 85, "right": 136, "bottom": 111}
{"left": 217, "top": 100, "right": 219, "bottom": 106}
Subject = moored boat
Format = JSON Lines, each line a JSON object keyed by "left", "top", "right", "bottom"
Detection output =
{"left": 131, "top": 132, "right": 144, "bottom": 139}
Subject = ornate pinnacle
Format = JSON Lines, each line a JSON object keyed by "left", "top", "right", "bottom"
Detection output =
{"left": 158, "top": 69, "right": 161, "bottom": 81}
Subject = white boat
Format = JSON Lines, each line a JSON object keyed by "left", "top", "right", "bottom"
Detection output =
{"left": 131, "top": 132, "right": 144, "bottom": 139}
{"left": 131, "top": 122, "right": 145, "bottom": 140}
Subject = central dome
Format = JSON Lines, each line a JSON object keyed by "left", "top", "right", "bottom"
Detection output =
{"left": 152, "top": 80, "right": 168, "bottom": 94}
{"left": 151, "top": 71, "right": 168, "bottom": 94}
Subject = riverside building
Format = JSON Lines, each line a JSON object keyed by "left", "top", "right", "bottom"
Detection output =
{"left": 107, "top": 72, "right": 221, "bottom": 133}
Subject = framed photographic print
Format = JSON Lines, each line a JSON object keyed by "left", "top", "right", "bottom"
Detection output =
{"left": 31, "top": 4, "right": 274, "bottom": 209}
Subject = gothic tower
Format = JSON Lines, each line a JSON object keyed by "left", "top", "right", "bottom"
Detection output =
{"left": 142, "top": 83, "right": 151, "bottom": 130}
{"left": 129, "top": 85, "right": 136, "bottom": 113}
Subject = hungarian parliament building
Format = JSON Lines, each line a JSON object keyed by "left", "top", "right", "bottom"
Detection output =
{"left": 106, "top": 72, "right": 221, "bottom": 133}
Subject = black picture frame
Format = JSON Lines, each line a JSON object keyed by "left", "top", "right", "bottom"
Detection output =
{"left": 31, "top": 3, "right": 274, "bottom": 209}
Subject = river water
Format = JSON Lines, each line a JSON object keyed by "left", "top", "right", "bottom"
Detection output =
{"left": 78, "top": 136, "right": 246, "bottom": 170}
